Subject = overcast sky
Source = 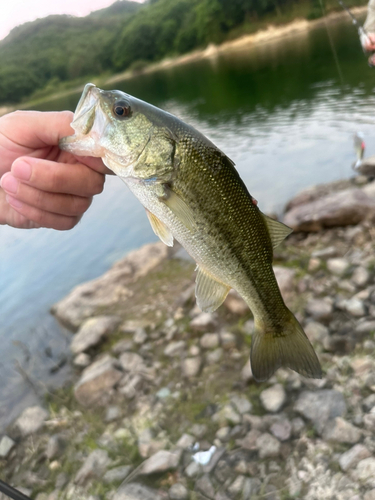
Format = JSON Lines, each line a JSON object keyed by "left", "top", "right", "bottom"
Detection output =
{"left": 0, "top": 0, "right": 144, "bottom": 41}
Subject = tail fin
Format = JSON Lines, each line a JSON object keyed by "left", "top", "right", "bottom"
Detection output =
{"left": 250, "top": 311, "right": 322, "bottom": 382}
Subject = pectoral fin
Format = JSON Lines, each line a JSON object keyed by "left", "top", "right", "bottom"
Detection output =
{"left": 195, "top": 266, "right": 230, "bottom": 313}
{"left": 262, "top": 214, "right": 293, "bottom": 249}
{"left": 160, "top": 187, "right": 197, "bottom": 232}
{"left": 146, "top": 210, "right": 174, "bottom": 247}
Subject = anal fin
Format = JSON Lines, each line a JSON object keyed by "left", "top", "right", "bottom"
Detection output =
{"left": 196, "top": 266, "right": 230, "bottom": 313}
{"left": 146, "top": 209, "right": 174, "bottom": 247}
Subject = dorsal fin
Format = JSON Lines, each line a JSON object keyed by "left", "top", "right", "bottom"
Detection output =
{"left": 262, "top": 214, "right": 293, "bottom": 249}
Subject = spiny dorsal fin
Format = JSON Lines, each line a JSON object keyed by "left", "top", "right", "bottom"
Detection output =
{"left": 160, "top": 187, "right": 197, "bottom": 232}
{"left": 262, "top": 214, "right": 293, "bottom": 249}
{"left": 145, "top": 210, "right": 174, "bottom": 247}
{"left": 195, "top": 266, "right": 230, "bottom": 313}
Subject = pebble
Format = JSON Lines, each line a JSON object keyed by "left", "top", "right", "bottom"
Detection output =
{"left": 231, "top": 395, "right": 252, "bottom": 415}
{"left": 206, "top": 347, "right": 223, "bottom": 364}
{"left": 190, "top": 313, "right": 216, "bottom": 332}
{"left": 274, "top": 266, "right": 296, "bottom": 294}
{"left": 185, "top": 460, "right": 202, "bottom": 478}
{"left": 73, "top": 353, "right": 91, "bottom": 368}
{"left": 164, "top": 341, "right": 186, "bottom": 357}
{"left": 200, "top": 333, "right": 220, "bottom": 349}
{"left": 190, "top": 424, "right": 208, "bottom": 439}
{"left": 74, "top": 449, "right": 110, "bottom": 486}
{"left": 304, "top": 321, "right": 329, "bottom": 344}
{"left": 195, "top": 474, "right": 215, "bottom": 498}
{"left": 212, "top": 404, "right": 241, "bottom": 426}
{"left": 322, "top": 417, "right": 362, "bottom": 444}
{"left": 111, "top": 339, "right": 133, "bottom": 355}
{"left": 140, "top": 449, "right": 181, "bottom": 475}
{"left": 354, "top": 457, "right": 375, "bottom": 487}
{"left": 305, "top": 298, "right": 333, "bottom": 321}
{"left": 352, "top": 266, "right": 370, "bottom": 286}
{"left": 227, "top": 475, "right": 245, "bottom": 497}
{"left": 181, "top": 357, "right": 202, "bottom": 378}
{"left": 15, "top": 406, "right": 49, "bottom": 436}
{"left": 103, "top": 465, "right": 132, "bottom": 484}
{"left": 220, "top": 331, "right": 236, "bottom": 348}
{"left": 270, "top": 419, "right": 292, "bottom": 441}
{"left": 114, "top": 483, "right": 163, "bottom": 500}
{"left": 256, "top": 433, "right": 281, "bottom": 458}
{"left": 294, "top": 389, "right": 346, "bottom": 434}
{"left": 176, "top": 433, "right": 195, "bottom": 449}
{"left": 105, "top": 406, "right": 121, "bottom": 422}
{"left": 119, "top": 352, "right": 145, "bottom": 373}
{"left": 339, "top": 444, "right": 371, "bottom": 472}
{"left": 344, "top": 298, "right": 366, "bottom": 317}
{"left": 46, "top": 435, "right": 65, "bottom": 460}
{"left": 260, "top": 384, "right": 286, "bottom": 413}
{"left": 133, "top": 327, "right": 148, "bottom": 344}
{"left": 0, "top": 435, "right": 15, "bottom": 458}
{"left": 224, "top": 289, "right": 248, "bottom": 315}
{"left": 327, "top": 258, "right": 349, "bottom": 276}
{"left": 169, "top": 483, "right": 189, "bottom": 500}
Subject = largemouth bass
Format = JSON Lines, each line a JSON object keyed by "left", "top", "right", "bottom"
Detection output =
{"left": 60, "top": 83, "right": 322, "bottom": 382}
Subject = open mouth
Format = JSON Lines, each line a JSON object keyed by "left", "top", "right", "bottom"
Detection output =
{"left": 71, "top": 83, "right": 100, "bottom": 136}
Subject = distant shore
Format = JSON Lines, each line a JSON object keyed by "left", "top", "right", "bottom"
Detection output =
{"left": 0, "top": 6, "right": 367, "bottom": 117}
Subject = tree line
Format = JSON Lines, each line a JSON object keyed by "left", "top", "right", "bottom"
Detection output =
{"left": 0, "top": 0, "right": 366, "bottom": 105}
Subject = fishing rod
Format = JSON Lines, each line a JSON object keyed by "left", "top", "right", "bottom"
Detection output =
{"left": 337, "top": 0, "right": 368, "bottom": 37}
{"left": 0, "top": 479, "right": 32, "bottom": 500}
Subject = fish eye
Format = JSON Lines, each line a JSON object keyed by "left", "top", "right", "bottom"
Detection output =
{"left": 113, "top": 100, "right": 131, "bottom": 119}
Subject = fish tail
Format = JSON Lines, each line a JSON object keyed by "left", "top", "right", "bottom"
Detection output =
{"left": 250, "top": 310, "right": 322, "bottom": 382}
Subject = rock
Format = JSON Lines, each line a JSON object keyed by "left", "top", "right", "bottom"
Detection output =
{"left": 206, "top": 348, "right": 223, "bottom": 364}
{"left": 322, "top": 417, "right": 361, "bottom": 444}
{"left": 190, "top": 313, "right": 216, "bottom": 332}
{"left": 200, "top": 333, "right": 220, "bottom": 349}
{"left": 212, "top": 405, "right": 241, "bottom": 426}
{"left": 312, "top": 246, "right": 338, "bottom": 259}
{"left": 185, "top": 460, "right": 202, "bottom": 478}
{"left": 103, "top": 465, "right": 132, "bottom": 484}
{"left": 274, "top": 266, "right": 296, "bottom": 295}
{"left": 119, "top": 352, "right": 146, "bottom": 373}
{"left": 339, "top": 444, "right": 371, "bottom": 471}
{"left": 46, "top": 435, "right": 65, "bottom": 460}
{"left": 73, "top": 353, "right": 91, "bottom": 368}
{"left": 326, "top": 258, "right": 349, "bottom": 276}
{"left": 70, "top": 316, "right": 121, "bottom": 354}
{"left": 305, "top": 299, "right": 333, "bottom": 322}
{"left": 169, "top": 483, "right": 189, "bottom": 500}
{"left": 305, "top": 321, "right": 329, "bottom": 344}
{"left": 114, "top": 483, "right": 163, "bottom": 500}
{"left": 231, "top": 395, "right": 252, "bottom": 415}
{"left": 0, "top": 436, "right": 15, "bottom": 458}
{"left": 294, "top": 389, "right": 346, "bottom": 434}
{"left": 105, "top": 406, "right": 122, "bottom": 422}
{"left": 224, "top": 290, "right": 248, "bottom": 315}
{"left": 352, "top": 266, "right": 370, "bottom": 287}
{"left": 119, "top": 374, "right": 142, "bottom": 399}
{"left": 181, "top": 357, "right": 202, "bottom": 378}
{"left": 308, "top": 258, "right": 321, "bottom": 272}
{"left": 270, "top": 419, "right": 292, "bottom": 441}
{"left": 164, "top": 341, "right": 186, "bottom": 357}
{"left": 256, "top": 433, "right": 281, "bottom": 458}
{"left": 365, "top": 491, "right": 375, "bottom": 500}
{"left": 15, "top": 406, "right": 49, "bottom": 436}
{"left": 112, "top": 339, "right": 133, "bottom": 355}
{"left": 74, "top": 449, "right": 110, "bottom": 485}
{"left": 283, "top": 188, "right": 375, "bottom": 232}
{"left": 344, "top": 298, "right": 366, "bottom": 317}
{"left": 355, "top": 321, "right": 375, "bottom": 335}
{"left": 227, "top": 475, "right": 245, "bottom": 497}
{"left": 74, "top": 355, "right": 123, "bottom": 406}
{"left": 133, "top": 328, "right": 148, "bottom": 345}
{"left": 195, "top": 474, "right": 215, "bottom": 498}
{"left": 176, "top": 433, "right": 195, "bottom": 449}
{"left": 140, "top": 449, "right": 181, "bottom": 475}
{"left": 351, "top": 357, "right": 375, "bottom": 378}
{"left": 190, "top": 424, "right": 208, "bottom": 439}
{"left": 354, "top": 457, "right": 375, "bottom": 487}
{"left": 52, "top": 242, "right": 169, "bottom": 329}
{"left": 260, "top": 384, "right": 286, "bottom": 413}
{"left": 364, "top": 413, "right": 375, "bottom": 431}
{"left": 220, "top": 331, "right": 236, "bottom": 348}
{"left": 241, "top": 360, "right": 253, "bottom": 382}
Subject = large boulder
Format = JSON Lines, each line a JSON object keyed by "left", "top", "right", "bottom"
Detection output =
{"left": 52, "top": 242, "right": 170, "bottom": 330}
{"left": 284, "top": 188, "right": 375, "bottom": 232}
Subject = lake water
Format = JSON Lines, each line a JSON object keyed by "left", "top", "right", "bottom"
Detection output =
{"left": 1, "top": 14, "right": 375, "bottom": 432}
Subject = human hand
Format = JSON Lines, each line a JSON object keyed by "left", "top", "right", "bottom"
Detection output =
{"left": 0, "top": 110, "right": 111, "bottom": 230}
{"left": 362, "top": 32, "right": 375, "bottom": 52}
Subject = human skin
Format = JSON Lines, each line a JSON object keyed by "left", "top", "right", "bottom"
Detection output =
{"left": 0, "top": 110, "right": 111, "bottom": 230}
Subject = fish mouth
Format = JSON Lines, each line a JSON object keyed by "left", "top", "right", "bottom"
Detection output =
{"left": 71, "top": 83, "right": 100, "bottom": 136}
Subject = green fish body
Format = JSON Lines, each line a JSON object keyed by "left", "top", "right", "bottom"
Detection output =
{"left": 60, "top": 84, "right": 322, "bottom": 382}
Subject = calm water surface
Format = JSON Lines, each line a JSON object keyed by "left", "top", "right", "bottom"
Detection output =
{"left": 1, "top": 15, "right": 375, "bottom": 431}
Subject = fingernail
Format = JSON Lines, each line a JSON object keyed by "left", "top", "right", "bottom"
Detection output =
{"left": 6, "top": 195, "right": 23, "bottom": 209}
{"left": 12, "top": 159, "right": 33, "bottom": 181}
{"left": 1, "top": 173, "right": 19, "bottom": 194}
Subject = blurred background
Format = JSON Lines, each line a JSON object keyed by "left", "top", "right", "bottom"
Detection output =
{"left": 0, "top": 0, "right": 374, "bottom": 467}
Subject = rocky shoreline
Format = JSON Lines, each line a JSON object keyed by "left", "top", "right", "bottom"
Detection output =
{"left": 2, "top": 176, "right": 375, "bottom": 500}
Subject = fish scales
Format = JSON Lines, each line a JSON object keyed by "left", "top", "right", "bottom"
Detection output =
{"left": 60, "top": 83, "right": 322, "bottom": 382}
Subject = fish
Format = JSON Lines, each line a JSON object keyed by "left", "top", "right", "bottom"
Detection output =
{"left": 60, "top": 83, "right": 322, "bottom": 382}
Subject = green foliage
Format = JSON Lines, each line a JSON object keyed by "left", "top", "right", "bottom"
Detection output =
{"left": 0, "top": 0, "right": 368, "bottom": 105}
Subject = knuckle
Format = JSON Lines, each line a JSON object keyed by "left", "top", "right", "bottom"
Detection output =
{"left": 71, "top": 196, "right": 92, "bottom": 215}
{"left": 93, "top": 176, "right": 105, "bottom": 195}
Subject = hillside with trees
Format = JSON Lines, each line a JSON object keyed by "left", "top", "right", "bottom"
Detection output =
{"left": 0, "top": 0, "right": 366, "bottom": 106}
